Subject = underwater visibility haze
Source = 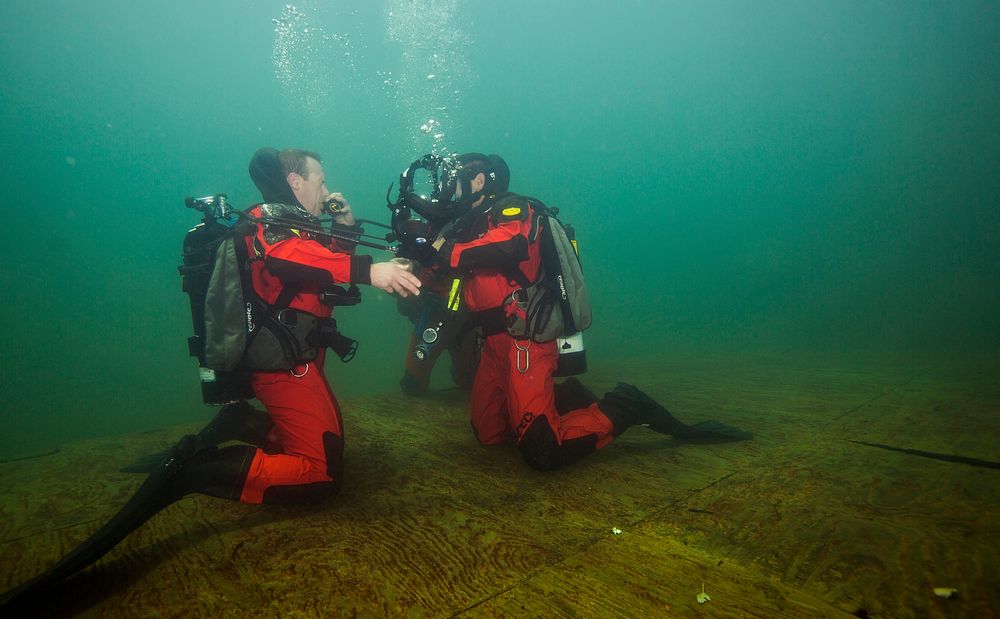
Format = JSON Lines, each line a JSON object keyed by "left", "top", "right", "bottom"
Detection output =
{"left": 0, "top": 0, "right": 997, "bottom": 457}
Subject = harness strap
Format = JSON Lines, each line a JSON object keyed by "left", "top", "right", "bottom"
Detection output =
{"left": 272, "top": 281, "right": 301, "bottom": 313}
{"left": 474, "top": 307, "right": 508, "bottom": 336}
{"left": 500, "top": 200, "right": 548, "bottom": 291}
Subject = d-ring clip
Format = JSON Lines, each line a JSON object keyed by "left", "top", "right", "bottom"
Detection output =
{"left": 290, "top": 363, "right": 310, "bottom": 378}
{"left": 514, "top": 340, "right": 530, "bottom": 374}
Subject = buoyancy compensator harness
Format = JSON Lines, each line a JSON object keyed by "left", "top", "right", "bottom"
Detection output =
{"left": 181, "top": 194, "right": 363, "bottom": 405}
{"left": 499, "top": 195, "right": 592, "bottom": 377}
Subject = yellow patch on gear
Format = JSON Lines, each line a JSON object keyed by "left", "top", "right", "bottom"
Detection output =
{"left": 447, "top": 278, "right": 462, "bottom": 311}
{"left": 502, "top": 207, "right": 522, "bottom": 217}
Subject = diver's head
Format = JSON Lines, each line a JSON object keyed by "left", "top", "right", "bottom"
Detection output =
{"left": 249, "top": 147, "right": 329, "bottom": 216}
{"left": 448, "top": 153, "right": 510, "bottom": 209}
{"left": 281, "top": 149, "right": 329, "bottom": 216}
{"left": 395, "top": 151, "right": 510, "bottom": 225}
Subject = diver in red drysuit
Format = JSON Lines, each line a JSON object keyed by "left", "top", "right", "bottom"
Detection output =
{"left": 178, "top": 146, "right": 422, "bottom": 504}
{"left": 0, "top": 147, "right": 422, "bottom": 610}
{"left": 425, "top": 153, "right": 752, "bottom": 471}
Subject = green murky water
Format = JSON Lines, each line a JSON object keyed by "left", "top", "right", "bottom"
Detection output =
{"left": 1, "top": 0, "right": 997, "bottom": 456}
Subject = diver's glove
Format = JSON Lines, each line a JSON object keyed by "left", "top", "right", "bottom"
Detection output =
{"left": 399, "top": 242, "right": 439, "bottom": 267}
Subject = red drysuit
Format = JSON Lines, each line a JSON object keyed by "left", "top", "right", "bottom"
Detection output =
{"left": 238, "top": 202, "right": 371, "bottom": 503}
{"left": 437, "top": 195, "right": 615, "bottom": 470}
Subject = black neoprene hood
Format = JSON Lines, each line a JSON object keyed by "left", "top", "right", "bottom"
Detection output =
{"left": 249, "top": 147, "right": 299, "bottom": 206}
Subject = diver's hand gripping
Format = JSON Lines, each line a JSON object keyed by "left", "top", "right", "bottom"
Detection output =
{"left": 370, "top": 260, "right": 421, "bottom": 297}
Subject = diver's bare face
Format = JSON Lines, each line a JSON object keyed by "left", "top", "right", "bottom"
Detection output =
{"left": 289, "top": 157, "right": 329, "bottom": 216}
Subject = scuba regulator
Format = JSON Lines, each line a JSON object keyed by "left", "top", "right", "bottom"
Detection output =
{"left": 186, "top": 193, "right": 236, "bottom": 223}
{"left": 385, "top": 155, "right": 462, "bottom": 364}
{"left": 412, "top": 277, "right": 464, "bottom": 362}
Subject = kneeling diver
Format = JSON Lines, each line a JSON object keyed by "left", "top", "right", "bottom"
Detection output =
{"left": 0, "top": 147, "right": 422, "bottom": 611}
{"left": 392, "top": 151, "right": 752, "bottom": 472}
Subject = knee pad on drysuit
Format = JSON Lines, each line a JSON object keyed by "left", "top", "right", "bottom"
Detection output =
{"left": 518, "top": 415, "right": 598, "bottom": 472}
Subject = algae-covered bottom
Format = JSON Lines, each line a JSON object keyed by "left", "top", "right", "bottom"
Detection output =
{"left": 1, "top": 351, "right": 997, "bottom": 617}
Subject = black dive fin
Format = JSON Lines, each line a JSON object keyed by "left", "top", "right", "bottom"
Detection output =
{"left": 603, "top": 383, "right": 752, "bottom": 441}
{"left": 119, "top": 449, "right": 170, "bottom": 474}
{"left": 0, "top": 435, "right": 197, "bottom": 611}
{"left": 671, "top": 420, "right": 753, "bottom": 443}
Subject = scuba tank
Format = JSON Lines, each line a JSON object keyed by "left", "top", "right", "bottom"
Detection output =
{"left": 553, "top": 224, "right": 586, "bottom": 377}
{"left": 179, "top": 202, "right": 254, "bottom": 405}
{"left": 182, "top": 196, "right": 365, "bottom": 405}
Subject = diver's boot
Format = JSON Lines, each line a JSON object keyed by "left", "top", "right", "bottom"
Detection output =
{"left": 174, "top": 443, "right": 256, "bottom": 501}
{"left": 595, "top": 390, "right": 641, "bottom": 437}
{"left": 198, "top": 401, "right": 276, "bottom": 452}
{"left": 601, "top": 383, "right": 688, "bottom": 435}
{"left": 602, "top": 383, "right": 752, "bottom": 442}
{"left": 121, "top": 401, "right": 275, "bottom": 473}
{"left": 554, "top": 377, "right": 599, "bottom": 415}
{"left": 399, "top": 371, "right": 428, "bottom": 395}
{"left": 595, "top": 400, "right": 637, "bottom": 437}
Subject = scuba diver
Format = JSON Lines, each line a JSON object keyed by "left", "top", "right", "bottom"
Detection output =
{"left": 391, "top": 154, "right": 505, "bottom": 395}
{"left": 395, "top": 268, "right": 481, "bottom": 395}
{"left": 0, "top": 148, "right": 421, "bottom": 611}
{"left": 388, "top": 152, "right": 751, "bottom": 471}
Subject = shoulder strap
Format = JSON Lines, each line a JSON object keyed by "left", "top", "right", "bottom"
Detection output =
{"left": 272, "top": 282, "right": 301, "bottom": 312}
{"left": 231, "top": 224, "right": 300, "bottom": 314}
{"left": 490, "top": 194, "right": 542, "bottom": 290}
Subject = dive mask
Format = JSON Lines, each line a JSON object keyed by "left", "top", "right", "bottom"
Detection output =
{"left": 393, "top": 153, "right": 469, "bottom": 224}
